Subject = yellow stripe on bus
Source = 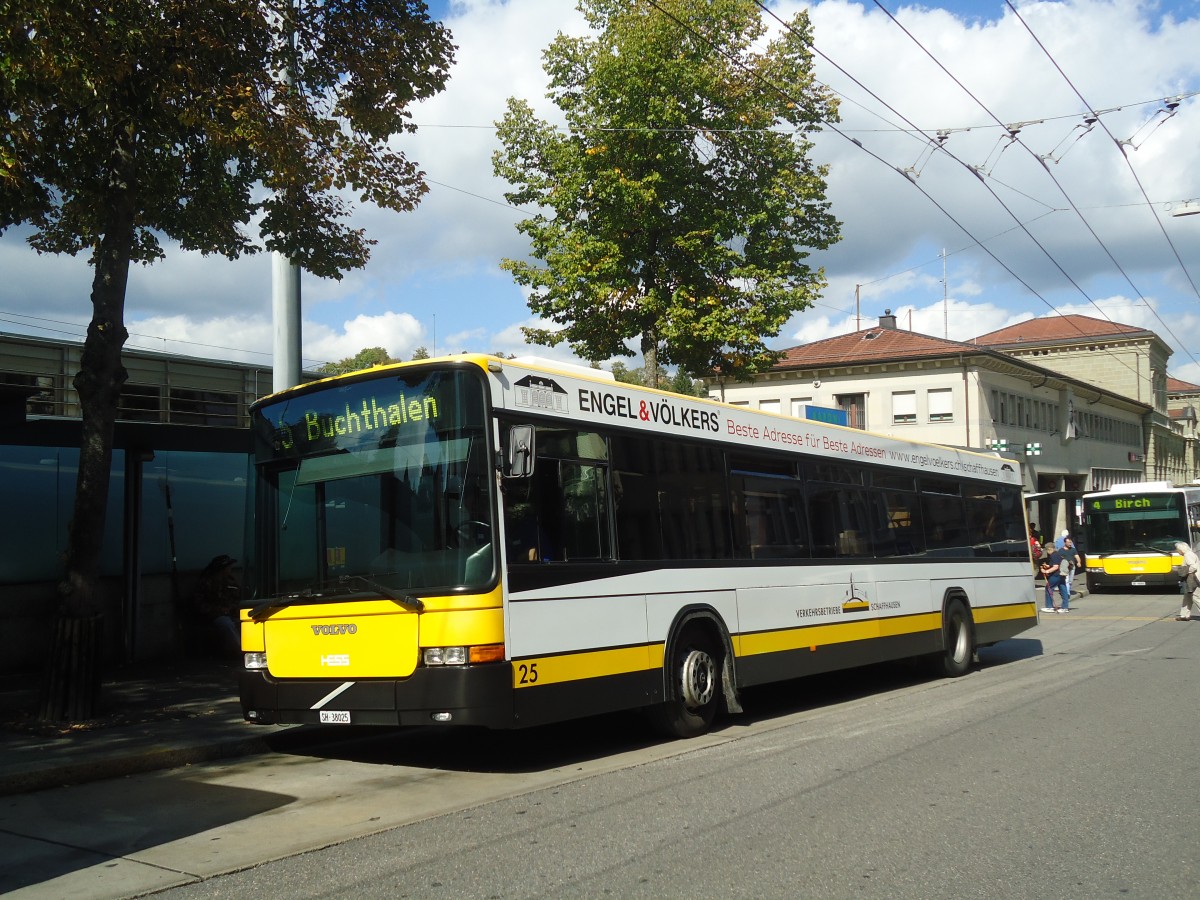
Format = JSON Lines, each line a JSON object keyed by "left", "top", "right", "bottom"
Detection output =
{"left": 739, "top": 612, "right": 941, "bottom": 657}
{"left": 974, "top": 601, "right": 1039, "bottom": 624}
{"left": 513, "top": 644, "right": 665, "bottom": 688}
{"left": 513, "top": 604, "right": 1037, "bottom": 689}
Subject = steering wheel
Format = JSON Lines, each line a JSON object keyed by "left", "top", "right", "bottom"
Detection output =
{"left": 455, "top": 520, "right": 491, "bottom": 545}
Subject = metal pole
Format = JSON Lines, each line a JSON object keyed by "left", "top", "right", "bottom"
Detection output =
{"left": 942, "top": 248, "right": 948, "bottom": 339}
{"left": 271, "top": 1, "right": 301, "bottom": 393}
{"left": 272, "top": 251, "right": 301, "bottom": 392}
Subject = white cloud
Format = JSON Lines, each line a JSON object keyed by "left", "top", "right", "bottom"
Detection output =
{"left": 2, "top": 1, "right": 1198, "bottom": 383}
{"left": 123, "top": 314, "right": 274, "bottom": 365}
{"left": 304, "top": 311, "right": 426, "bottom": 365}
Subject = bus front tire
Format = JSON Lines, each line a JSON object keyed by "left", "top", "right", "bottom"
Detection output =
{"left": 933, "top": 598, "right": 974, "bottom": 678}
{"left": 650, "top": 627, "right": 721, "bottom": 739}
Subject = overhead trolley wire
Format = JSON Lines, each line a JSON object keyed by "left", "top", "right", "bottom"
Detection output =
{"left": 1003, "top": 0, "right": 1200, "bottom": 307}
{"left": 864, "top": 0, "right": 1198, "bottom": 371}
{"left": 731, "top": 0, "right": 1147, "bottom": 385}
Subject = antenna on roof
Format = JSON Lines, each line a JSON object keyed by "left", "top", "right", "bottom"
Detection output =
{"left": 942, "top": 248, "right": 948, "bottom": 339}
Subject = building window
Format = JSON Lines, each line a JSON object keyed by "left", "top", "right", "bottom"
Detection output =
{"left": 0, "top": 371, "right": 57, "bottom": 415}
{"left": 118, "top": 384, "right": 161, "bottom": 422}
{"left": 837, "top": 393, "right": 866, "bottom": 429}
{"left": 169, "top": 388, "right": 239, "bottom": 426}
{"left": 759, "top": 399, "right": 781, "bottom": 414}
{"left": 790, "top": 397, "right": 812, "bottom": 418}
{"left": 891, "top": 391, "right": 917, "bottom": 425}
{"left": 928, "top": 388, "right": 954, "bottom": 423}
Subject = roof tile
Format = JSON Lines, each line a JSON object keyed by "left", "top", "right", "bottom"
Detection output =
{"left": 972, "top": 314, "right": 1146, "bottom": 346}
{"left": 773, "top": 327, "right": 975, "bottom": 369}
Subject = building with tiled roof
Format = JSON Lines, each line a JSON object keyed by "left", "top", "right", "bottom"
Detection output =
{"left": 972, "top": 314, "right": 1167, "bottom": 412}
{"left": 710, "top": 310, "right": 1198, "bottom": 540}
{"left": 1167, "top": 376, "right": 1200, "bottom": 444}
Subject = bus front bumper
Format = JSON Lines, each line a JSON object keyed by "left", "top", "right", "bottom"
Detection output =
{"left": 1086, "top": 567, "right": 1179, "bottom": 589}
{"left": 239, "top": 663, "right": 514, "bottom": 729}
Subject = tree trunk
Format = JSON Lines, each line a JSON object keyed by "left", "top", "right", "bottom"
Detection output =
{"left": 641, "top": 330, "right": 660, "bottom": 390}
{"left": 39, "top": 153, "right": 135, "bottom": 722}
{"left": 37, "top": 614, "right": 104, "bottom": 722}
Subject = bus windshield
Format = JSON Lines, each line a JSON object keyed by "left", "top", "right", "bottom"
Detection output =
{"left": 1085, "top": 492, "right": 1187, "bottom": 555}
{"left": 252, "top": 367, "right": 494, "bottom": 598}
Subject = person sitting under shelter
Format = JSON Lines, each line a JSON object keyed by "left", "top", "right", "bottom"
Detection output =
{"left": 190, "top": 554, "right": 242, "bottom": 656}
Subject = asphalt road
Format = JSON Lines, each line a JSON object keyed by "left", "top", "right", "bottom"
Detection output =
{"left": 4, "top": 589, "right": 1198, "bottom": 899}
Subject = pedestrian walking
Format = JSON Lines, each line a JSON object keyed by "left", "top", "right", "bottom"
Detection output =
{"left": 1174, "top": 541, "right": 1200, "bottom": 621}
{"left": 1040, "top": 545, "right": 1071, "bottom": 613}
{"left": 1055, "top": 528, "right": 1070, "bottom": 551}
{"left": 1060, "top": 535, "right": 1081, "bottom": 596}
{"left": 1029, "top": 522, "right": 1043, "bottom": 576}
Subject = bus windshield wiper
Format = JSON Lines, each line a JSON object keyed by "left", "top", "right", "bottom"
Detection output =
{"left": 337, "top": 574, "right": 424, "bottom": 612}
{"left": 249, "top": 588, "right": 316, "bottom": 621}
{"left": 248, "top": 578, "right": 423, "bottom": 620}
{"left": 1133, "top": 543, "right": 1171, "bottom": 555}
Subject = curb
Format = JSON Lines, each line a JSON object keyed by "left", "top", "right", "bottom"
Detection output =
{"left": 0, "top": 725, "right": 327, "bottom": 797}
{"left": 0, "top": 736, "right": 272, "bottom": 797}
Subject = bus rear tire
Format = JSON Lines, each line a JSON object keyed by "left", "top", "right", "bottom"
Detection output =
{"left": 649, "top": 626, "right": 721, "bottom": 739}
{"left": 932, "top": 598, "right": 974, "bottom": 678}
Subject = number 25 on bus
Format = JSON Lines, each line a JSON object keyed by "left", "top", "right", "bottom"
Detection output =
{"left": 238, "top": 355, "right": 1038, "bottom": 738}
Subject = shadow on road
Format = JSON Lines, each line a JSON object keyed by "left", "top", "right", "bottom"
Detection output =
{"left": 0, "top": 779, "right": 292, "bottom": 894}
{"left": 275, "top": 635, "right": 1044, "bottom": 776}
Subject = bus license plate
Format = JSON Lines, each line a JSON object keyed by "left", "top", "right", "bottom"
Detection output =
{"left": 319, "top": 710, "right": 351, "bottom": 724}
{"left": 1130, "top": 581, "right": 1146, "bottom": 586}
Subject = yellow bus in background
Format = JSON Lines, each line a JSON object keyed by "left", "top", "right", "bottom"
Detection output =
{"left": 1082, "top": 481, "right": 1200, "bottom": 592}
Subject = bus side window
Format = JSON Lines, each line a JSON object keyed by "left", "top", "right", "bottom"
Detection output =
{"left": 560, "top": 462, "right": 611, "bottom": 560}
{"left": 504, "top": 476, "right": 553, "bottom": 563}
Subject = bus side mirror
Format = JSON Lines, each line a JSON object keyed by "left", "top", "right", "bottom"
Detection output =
{"left": 506, "top": 425, "right": 535, "bottom": 478}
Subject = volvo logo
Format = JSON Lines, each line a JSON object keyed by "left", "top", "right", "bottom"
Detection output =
{"left": 311, "top": 624, "right": 358, "bottom": 635}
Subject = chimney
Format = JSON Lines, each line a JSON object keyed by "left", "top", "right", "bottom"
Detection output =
{"left": 879, "top": 309, "right": 897, "bottom": 330}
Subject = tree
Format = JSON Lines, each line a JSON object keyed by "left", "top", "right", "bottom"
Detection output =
{"left": 411, "top": 346, "right": 431, "bottom": 360}
{"left": 1, "top": 0, "right": 454, "bottom": 719}
{"left": 609, "top": 361, "right": 703, "bottom": 396}
{"left": 668, "top": 369, "right": 704, "bottom": 397}
{"left": 317, "top": 347, "right": 396, "bottom": 376}
{"left": 492, "top": 0, "right": 839, "bottom": 386}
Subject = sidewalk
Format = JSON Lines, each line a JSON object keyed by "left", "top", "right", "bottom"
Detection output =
{"left": 0, "top": 657, "right": 314, "bottom": 797}
{"left": 0, "top": 583, "right": 1090, "bottom": 797}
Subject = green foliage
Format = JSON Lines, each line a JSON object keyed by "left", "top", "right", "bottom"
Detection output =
{"left": 411, "top": 346, "right": 431, "bottom": 360}
{"left": 609, "top": 361, "right": 640, "bottom": 386}
{"left": 318, "top": 346, "right": 395, "bottom": 375}
{"left": 609, "top": 361, "right": 703, "bottom": 396}
{"left": 1, "top": 0, "right": 456, "bottom": 277}
{"left": 493, "top": 0, "right": 839, "bottom": 384}
{"left": 668, "top": 369, "right": 704, "bottom": 397}
{"left": 0, "top": 0, "right": 453, "bottom": 637}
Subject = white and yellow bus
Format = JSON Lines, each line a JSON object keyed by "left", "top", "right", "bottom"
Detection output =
{"left": 1082, "top": 481, "right": 1200, "bottom": 592}
{"left": 239, "top": 354, "right": 1037, "bottom": 738}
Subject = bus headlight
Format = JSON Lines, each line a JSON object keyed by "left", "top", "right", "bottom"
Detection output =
{"left": 244, "top": 651, "right": 268, "bottom": 670}
{"left": 424, "top": 646, "right": 468, "bottom": 666}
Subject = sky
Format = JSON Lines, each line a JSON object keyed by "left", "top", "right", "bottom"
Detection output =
{"left": 2, "top": 0, "right": 1199, "bottom": 382}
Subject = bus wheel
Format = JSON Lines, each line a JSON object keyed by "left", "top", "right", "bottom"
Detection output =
{"left": 934, "top": 599, "right": 974, "bottom": 678}
{"left": 650, "top": 627, "right": 720, "bottom": 738}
